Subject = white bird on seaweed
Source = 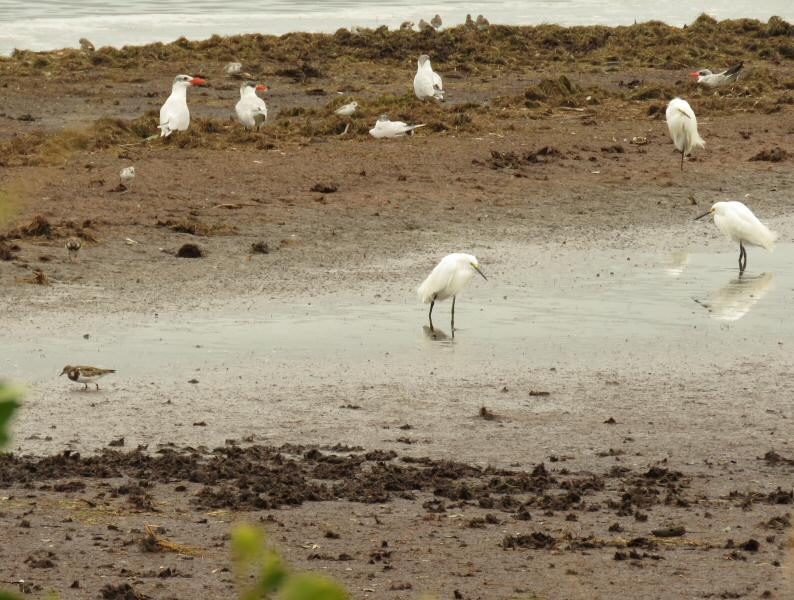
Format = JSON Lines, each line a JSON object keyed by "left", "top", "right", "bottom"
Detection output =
{"left": 235, "top": 82, "right": 269, "bottom": 129}
{"left": 665, "top": 97, "right": 705, "bottom": 169}
{"left": 691, "top": 62, "right": 743, "bottom": 88}
{"left": 369, "top": 115, "right": 425, "bottom": 139}
{"left": 413, "top": 55, "right": 444, "bottom": 101}
{"left": 158, "top": 74, "right": 206, "bottom": 137}
{"left": 334, "top": 101, "right": 358, "bottom": 117}
{"left": 695, "top": 201, "right": 776, "bottom": 272}
{"left": 418, "top": 253, "right": 487, "bottom": 333}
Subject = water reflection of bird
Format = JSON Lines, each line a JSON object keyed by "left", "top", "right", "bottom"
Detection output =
{"left": 422, "top": 324, "right": 451, "bottom": 341}
{"left": 694, "top": 272, "right": 774, "bottom": 322}
{"left": 664, "top": 251, "right": 690, "bottom": 277}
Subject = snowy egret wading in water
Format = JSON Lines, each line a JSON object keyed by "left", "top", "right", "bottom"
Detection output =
{"left": 418, "top": 253, "right": 487, "bottom": 332}
{"left": 695, "top": 201, "right": 776, "bottom": 272}
{"left": 666, "top": 98, "right": 705, "bottom": 170}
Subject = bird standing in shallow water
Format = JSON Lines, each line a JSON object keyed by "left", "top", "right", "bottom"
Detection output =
{"left": 666, "top": 97, "right": 705, "bottom": 170}
{"left": 695, "top": 201, "right": 776, "bottom": 273}
{"left": 417, "top": 253, "right": 487, "bottom": 333}
{"left": 60, "top": 365, "right": 116, "bottom": 390}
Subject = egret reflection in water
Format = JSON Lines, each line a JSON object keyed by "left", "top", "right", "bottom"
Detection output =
{"left": 695, "top": 272, "right": 774, "bottom": 322}
{"left": 664, "top": 251, "right": 690, "bottom": 277}
{"left": 422, "top": 324, "right": 452, "bottom": 342}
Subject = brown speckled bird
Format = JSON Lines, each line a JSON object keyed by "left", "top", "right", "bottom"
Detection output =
{"left": 65, "top": 237, "right": 81, "bottom": 261}
{"left": 60, "top": 365, "right": 116, "bottom": 390}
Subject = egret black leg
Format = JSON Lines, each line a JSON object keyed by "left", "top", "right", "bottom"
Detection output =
{"left": 96, "top": 383, "right": 100, "bottom": 390}
{"left": 680, "top": 149, "right": 685, "bottom": 170}
{"left": 739, "top": 243, "right": 747, "bottom": 272}
{"left": 451, "top": 296, "right": 456, "bottom": 332}
{"left": 428, "top": 298, "right": 435, "bottom": 331}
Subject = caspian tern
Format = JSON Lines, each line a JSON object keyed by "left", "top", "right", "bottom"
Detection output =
{"left": 158, "top": 74, "right": 206, "bottom": 137}
{"left": 414, "top": 55, "right": 443, "bottom": 101}
{"left": 235, "top": 82, "right": 269, "bottom": 129}
{"left": 691, "top": 62, "right": 743, "bottom": 88}
{"left": 334, "top": 101, "right": 358, "bottom": 117}
{"left": 665, "top": 97, "right": 705, "bottom": 170}
{"left": 369, "top": 115, "right": 425, "bottom": 139}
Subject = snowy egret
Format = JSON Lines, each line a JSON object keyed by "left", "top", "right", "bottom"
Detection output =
{"left": 158, "top": 74, "right": 206, "bottom": 137}
{"left": 60, "top": 365, "right": 115, "bottom": 390}
{"left": 235, "top": 82, "right": 269, "bottom": 129}
{"left": 691, "top": 62, "right": 743, "bottom": 88}
{"left": 695, "top": 201, "right": 777, "bottom": 272}
{"left": 369, "top": 115, "right": 425, "bottom": 138}
{"left": 417, "top": 253, "right": 487, "bottom": 332}
{"left": 665, "top": 97, "right": 705, "bottom": 170}
{"left": 413, "top": 55, "right": 444, "bottom": 101}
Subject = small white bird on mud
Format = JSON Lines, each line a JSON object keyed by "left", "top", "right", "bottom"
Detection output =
{"left": 224, "top": 62, "right": 243, "bottom": 76}
{"left": 158, "top": 74, "right": 206, "bottom": 137}
{"left": 418, "top": 253, "right": 487, "bottom": 333}
{"left": 665, "top": 97, "right": 705, "bottom": 170}
{"left": 235, "top": 82, "right": 269, "bottom": 129}
{"left": 65, "top": 237, "right": 81, "bottom": 261}
{"left": 369, "top": 115, "right": 425, "bottom": 139}
{"left": 691, "top": 62, "right": 743, "bottom": 88}
{"left": 119, "top": 166, "right": 135, "bottom": 191}
{"left": 334, "top": 101, "right": 358, "bottom": 117}
{"left": 60, "top": 365, "right": 116, "bottom": 390}
{"left": 695, "top": 201, "right": 777, "bottom": 272}
{"left": 413, "top": 54, "right": 444, "bottom": 101}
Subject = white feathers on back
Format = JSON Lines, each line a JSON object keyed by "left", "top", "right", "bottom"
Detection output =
{"left": 665, "top": 97, "right": 705, "bottom": 167}
{"left": 414, "top": 55, "right": 444, "bottom": 101}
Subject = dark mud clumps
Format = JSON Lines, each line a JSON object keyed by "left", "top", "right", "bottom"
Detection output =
{"left": 250, "top": 241, "right": 270, "bottom": 254}
{"left": 502, "top": 532, "right": 556, "bottom": 549}
{"left": 749, "top": 147, "right": 788, "bottom": 162}
{"left": 176, "top": 243, "right": 203, "bottom": 258}
{"left": 310, "top": 183, "right": 338, "bottom": 194}
{"left": 486, "top": 146, "right": 564, "bottom": 170}
{"left": 0, "top": 241, "right": 20, "bottom": 261}
{"left": 523, "top": 76, "right": 581, "bottom": 107}
{"left": 157, "top": 219, "right": 236, "bottom": 236}
{"left": 100, "top": 583, "right": 151, "bottom": 600}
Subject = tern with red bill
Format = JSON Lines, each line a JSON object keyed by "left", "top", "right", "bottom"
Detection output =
{"left": 694, "top": 201, "right": 776, "bottom": 273}
{"left": 665, "top": 97, "right": 705, "bottom": 170}
{"left": 158, "top": 74, "right": 206, "bottom": 137}
{"left": 691, "top": 62, "right": 743, "bottom": 88}
{"left": 414, "top": 54, "right": 444, "bottom": 101}
{"left": 235, "top": 82, "right": 269, "bottom": 129}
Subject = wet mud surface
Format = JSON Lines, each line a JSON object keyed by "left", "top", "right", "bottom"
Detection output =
{"left": 1, "top": 17, "right": 794, "bottom": 600}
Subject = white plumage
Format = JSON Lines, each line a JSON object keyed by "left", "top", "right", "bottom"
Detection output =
{"left": 417, "top": 253, "right": 487, "bottom": 331}
{"left": 235, "top": 82, "right": 269, "bottom": 129}
{"left": 158, "top": 74, "right": 205, "bottom": 137}
{"left": 695, "top": 201, "right": 777, "bottom": 271}
{"left": 413, "top": 55, "right": 444, "bottom": 101}
{"left": 334, "top": 101, "right": 358, "bottom": 117}
{"left": 691, "top": 62, "right": 743, "bottom": 88}
{"left": 665, "top": 97, "right": 705, "bottom": 169}
{"left": 369, "top": 115, "right": 425, "bottom": 139}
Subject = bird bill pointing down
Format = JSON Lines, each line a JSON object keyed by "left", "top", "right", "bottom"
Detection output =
{"left": 417, "top": 253, "right": 487, "bottom": 334}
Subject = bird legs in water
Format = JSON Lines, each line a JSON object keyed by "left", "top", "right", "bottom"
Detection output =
{"left": 428, "top": 297, "right": 435, "bottom": 331}
{"left": 680, "top": 149, "right": 685, "bottom": 170}
{"left": 428, "top": 295, "right": 456, "bottom": 337}
{"left": 451, "top": 296, "right": 456, "bottom": 333}
{"left": 738, "top": 242, "right": 747, "bottom": 273}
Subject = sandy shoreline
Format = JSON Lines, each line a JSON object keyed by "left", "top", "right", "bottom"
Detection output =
{"left": 1, "top": 18, "right": 794, "bottom": 600}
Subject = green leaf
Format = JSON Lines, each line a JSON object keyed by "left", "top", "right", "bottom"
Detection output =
{"left": 232, "top": 523, "right": 265, "bottom": 565}
{"left": 255, "top": 550, "right": 287, "bottom": 595}
{"left": 280, "top": 574, "right": 348, "bottom": 600}
{"left": 0, "top": 591, "right": 25, "bottom": 600}
{"left": 0, "top": 383, "right": 21, "bottom": 448}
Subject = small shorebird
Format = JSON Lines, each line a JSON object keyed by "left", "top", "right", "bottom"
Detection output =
{"left": 665, "top": 97, "right": 705, "bottom": 170}
{"left": 695, "top": 201, "right": 776, "bottom": 273}
{"left": 476, "top": 15, "right": 490, "bottom": 30}
{"left": 400, "top": 21, "right": 414, "bottom": 30}
{"left": 465, "top": 14, "right": 476, "bottom": 30}
{"left": 158, "top": 74, "right": 207, "bottom": 137}
{"left": 369, "top": 115, "right": 425, "bottom": 139}
{"left": 334, "top": 101, "right": 358, "bottom": 117}
{"left": 418, "top": 253, "right": 487, "bottom": 333}
{"left": 413, "top": 54, "right": 444, "bottom": 101}
{"left": 60, "top": 365, "right": 116, "bottom": 390}
{"left": 119, "top": 166, "right": 135, "bottom": 191}
{"left": 224, "top": 62, "right": 243, "bottom": 76}
{"left": 235, "top": 82, "right": 269, "bottom": 129}
{"left": 430, "top": 14, "right": 442, "bottom": 29}
{"left": 79, "top": 38, "right": 95, "bottom": 53}
{"left": 65, "top": 237, "right": 81, "bottom": 261}
{"left": 691, "top": 62, "right": 743, "bottom": 88}
{"left": 418, "top": 19, "right": 433, "bottom": 32}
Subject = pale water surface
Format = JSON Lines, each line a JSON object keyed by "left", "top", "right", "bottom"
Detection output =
{"left": 1, "top": 0, "right": 793, "bottom": 55}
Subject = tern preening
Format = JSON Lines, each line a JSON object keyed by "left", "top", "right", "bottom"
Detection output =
{"left": 665, "top": 97, "right": 705, "bottom": 170}
{"left": 235, "top": 82, "right": 269, "bottom": 129}
{"left": 369, "top": 115, "right": 425, "bottom": 139}
{"left": 695, "top": 201, "right": 776, "bottom": 273}
{"left": 334, "top": 101, "right": 358, "bottom": 117}
{"left": 158, "top": 74, "right": 206, "bottom": 137}
{"left": 691, "top": 62, "right": 743, "bottom": 88}
{"left": 413, "top": 55, "right": 444, "bottom": 101}
{"left": 418, "top": 253, "right": 487, "bottom": 333}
